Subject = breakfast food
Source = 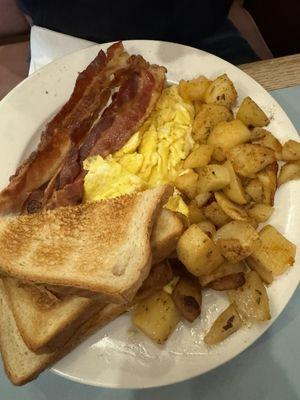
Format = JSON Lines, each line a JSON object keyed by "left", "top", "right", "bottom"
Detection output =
{"left": 0, "top": 41, "right": 299, "bottom": 386}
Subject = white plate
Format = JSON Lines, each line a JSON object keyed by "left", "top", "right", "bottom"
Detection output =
{"left": 0, "top": 40, "right": 299, "bottom": 389}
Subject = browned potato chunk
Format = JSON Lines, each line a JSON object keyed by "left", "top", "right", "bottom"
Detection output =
{"left": 251, "top": 128, "right": 282, "bottom": 160}
{"left": 194, "top": 192, "right": 212, "bottom": 208}
{"left": 248, "top": 225, "right": 296, "bottom": 276}
{"left": 208, "top": 120, "right": 251, "bottom": 153}
{"left": 282, "top": 139, "right": 300, "bottom": 161}
{"left": 257, "top": 162, "right": 278, "bottom": 206}
{"left": 203, "top": 201, "right": 231, "bottom": 227}
{"left": 197, "top": 220, "right": 216, "bottom": 238}
{"left": 177, "top": 224, "right": 224, "bottom": 276}
{"left": 188, "top": 201, "right": 206, "bottom": 224}
{"left": 204, "top": 304, "right": 242, "bottom": 345}
{"left": 278, "top": 161, "right": 300, "bottom": 186}
{"left": 215, "top": 192, "right": 248, "bottom": 221}
{"left": 247, "top": 203, "right": 274, "bottom": 223}
{"left": 179, "top": 76, "right": 211, "bottom": 102}
{"left": 246, "top": 257, "right": 273, "bottom": 285}
{"left": 223, "top": 160, "right": 248, "bottom": 205}
{"left": 172, "top": 277, "right": 202, "bottom": 322}
{"left": 227, "top": 271, "right": 271, "bottom": 322}
{"left": 245, "top": 179, "right": 264, "bottom": 202}
{"left": 192, "top": 104, "right": 233, "bottom": 143}
{"left": 175, "top": 170, "right": 198, "bottom": 199}
{"left": 197, "top": 164, "right": 230, "bottom": 192}
{"left": 204, "top": 74, "right": 237, "bottom": 108}
{"left": 199, "top": 260, "right": 247, "bottom": 286}
{"left": 212, "top": 146, "right": 227, "bottom": 162}
{"left": 136, "top": 262, "right": 173, "bottom": 301}
{"left": 133, "top": 291, "right": 180, "bottom": 344}
{"left": 184, "top": 144, "right": 214, "bottom": 169}
{"left": 208, "top": 273, "right": 245, "bottom": 291}
{"left": 213, "top": 221, "right": 260, "bottom": 263}
{"left": 236, "top": 97, "right": 269, "bottom": 127}
{"left": 227, "top": 144, "right": 276, "bottom": 178}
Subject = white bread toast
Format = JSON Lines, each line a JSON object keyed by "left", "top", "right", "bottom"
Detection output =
{"left": 0, "top": 186, "right": 172, "bottom": 303}
{"left": 0, "top": 262, "right": 172, "bottom": 385}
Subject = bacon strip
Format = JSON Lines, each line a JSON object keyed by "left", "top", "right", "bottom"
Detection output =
{"left": 0, "top": 42, "right": 130, "bottom": 215}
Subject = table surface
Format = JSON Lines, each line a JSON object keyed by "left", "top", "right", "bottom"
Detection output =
{"left": 0, "top": 60, "right": 300, "bottom": 399}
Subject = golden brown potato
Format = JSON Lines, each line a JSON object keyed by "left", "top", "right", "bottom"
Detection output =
{"left": 197, "top": 220, "right": 217, "bottom": 238}
{"left": 278, "top": 161, "right": 300, "bottom": 186}
{"left": 208, "top": 120, "right": 251, "bottom": 154}
{"left": 227, "top": 271, "right": 271, "bottom": 322}
{"left": 282, "top": 139, "right": 300, "bottom": 161}
{"left": 215, "top": 192, "right": 248, "bottom": 221}
{"left": 246, "top": 257, "right": 273, "bottom": 285}
{"left": 199, "top": 260, "right": 247, "bottom": 286}
{"left": 204, "top": 74, "right": 237, "bottom": 108}
{"left": 203, "top": 201, "right": 231, "bottom": 227}
{"left": 175, "top": 170, "right": 198, "bottom": 199}
{"left": 172, "top": 277, "right": 202, "bottom": 322}
{"left": 204, "top": 304, "right": 242, "bottom": 345}
{"left": 248, "top": 225, "right": 296, "bottom": 276}
{"left": 247, "top": 203, "right": 274, "bottom": 223}
{"left": 133, "top": 291, "right": 180, "bottom": 344}
{"left": 227, "top": 144, "right": 276, "bottom": 178}
{"left": 197, "top": 164, "right": 230, "bottom": 192}
{"left": 213, "top": 220, "right": 260, "bottom": 263}
{"left": 245, "top": 179, "right": 264, "bottom": 202}
{"left": 223, "top": 160, "right": 248, "bottom": 205}
{"left": 257, "top": 162, "right": 278, "bottom": 206}
{"left": 177, "top": 224, "right": 224, "bottom": 276}
{"left": 184, "top": 144, "right": 214, "bottom": 169}
{"left": 236, "top": 97, "right": 269, "bottom": 128}
{"left": 188, "top": 201, "right": 206, "bottom": 224}
{"left": 212, "top": 146, "right": 227, "bottom": 162}
{"left": 251, "top": 128, "right": 282, "bottom": 160}
{"left": 194, "top": 192, "right": 212, "bottom": 208}
{"left": 192, "top": 103, "right": 233, "bottom": 142}
{"left": 179, "top": 76, "right": 211, "bottom": 102}
{"left": 209, "top": 273, "right": 245, "bottom": 291}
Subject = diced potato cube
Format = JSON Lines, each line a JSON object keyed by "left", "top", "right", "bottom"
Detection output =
{"left": 278, "top": 161, "right": 300, "bottom": 186}
{"left": 133, "top": 291, "right": 180, "bottom": 344}
{"left": 204, "top": 304, "right": 242, "bottom": 345}
{"left": 223, "top": 160, "right": 248, "bottom": 205}
{"left": 247, "top": 203, "right": 274, "bottom": 223}
{"left": 245, "top": 179, "right": 264, "bottom": 202}
{"left": 257, "top": 162, "right": 278, "bottom": 206}
{"left": 172, "top": 277, "right": 202, "bottom": 322}
{"left": 208, "top": 120, "right": 251, "bottom": 153}
{"left": 215, "top": 192, "right": 248, "bottom": 221}
{"left": 227, "top": 271, "right": 271, "bottom": 322}
{"left": 194, "top": 192, "right": 212, "bottom": 208}
{"left": 248, "top": 225, "right": 296, "bottom": 276}
{"left": 175, "top": 170, "right": 198, "bottom": 199}
{"left": 177, "top": 224, "right": 224, "bottom": 276}
{"left": 199, "top": 260, "right": 247, "bottom": 286}
{"left": 246, "top": 257, "right": 273, "bottom": 285}
{"left": 213, "top": 221, "right": 260, "bottom": 263}
{"left": 227, "top": 144, "right": 276, "bottom": 178}
{"left": 236, "top": 97, "right": 269, "bottom": 127}
{"left": 251, "top": 128, "right": 282, "bottom": 160}
{"left": 192, "top": 103, "right": 233, "bottom": 142}
{"left": 282, "top": 140, "right": 300, "bottom": 161}
{"left": 203, "top": 201, "right": 231, "bottom": 227}
{"left": 179, "top": 76, "right": 211, "bottom": 102}
{"left": 204, "top": 74, "right": 237, "bottom": 108}
{"left": 188, "top": 201, "right": 206, "bottom": 224}
{"left": 184, "top": 144, "right": 214, "bottom": 169}
{"left": 212, "top": 146, "right": 226, "bottom": 162}
{"left": 197, "top": 164, "right": 230, "bottom": 192}
{"left": 197, "top": 220, "right": 216, "bottom": 238}
{"left": 208, "top": 272, "right": 245, "bottom": 291}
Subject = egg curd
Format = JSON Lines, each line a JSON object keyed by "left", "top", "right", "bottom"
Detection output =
{"left": 83, "top": 85, "right": 195, "bottom": 216}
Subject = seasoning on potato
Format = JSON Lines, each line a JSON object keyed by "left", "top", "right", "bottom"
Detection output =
{"left": 172, "top": 277, "right": 202, "bottom": 322}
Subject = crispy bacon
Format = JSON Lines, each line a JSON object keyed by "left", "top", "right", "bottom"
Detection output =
{"left": 0, "top": 42, "right": 130, "bottom": 215}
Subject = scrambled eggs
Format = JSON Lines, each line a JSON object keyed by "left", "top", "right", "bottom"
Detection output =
{"left": 83, "top": 85, "right": 195, "bottom": 215}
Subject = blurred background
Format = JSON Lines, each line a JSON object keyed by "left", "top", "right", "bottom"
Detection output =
{"left": 0, "top": 0, "right": 299, "bottom": 100}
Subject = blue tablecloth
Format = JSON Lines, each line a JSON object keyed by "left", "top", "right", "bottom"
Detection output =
{"left": 1, "top": 86, "right": 300, "bottom": 400}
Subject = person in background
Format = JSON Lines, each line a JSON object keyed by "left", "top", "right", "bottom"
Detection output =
{"left": 17, "top": 0, "right": 259, "bottom": 65}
